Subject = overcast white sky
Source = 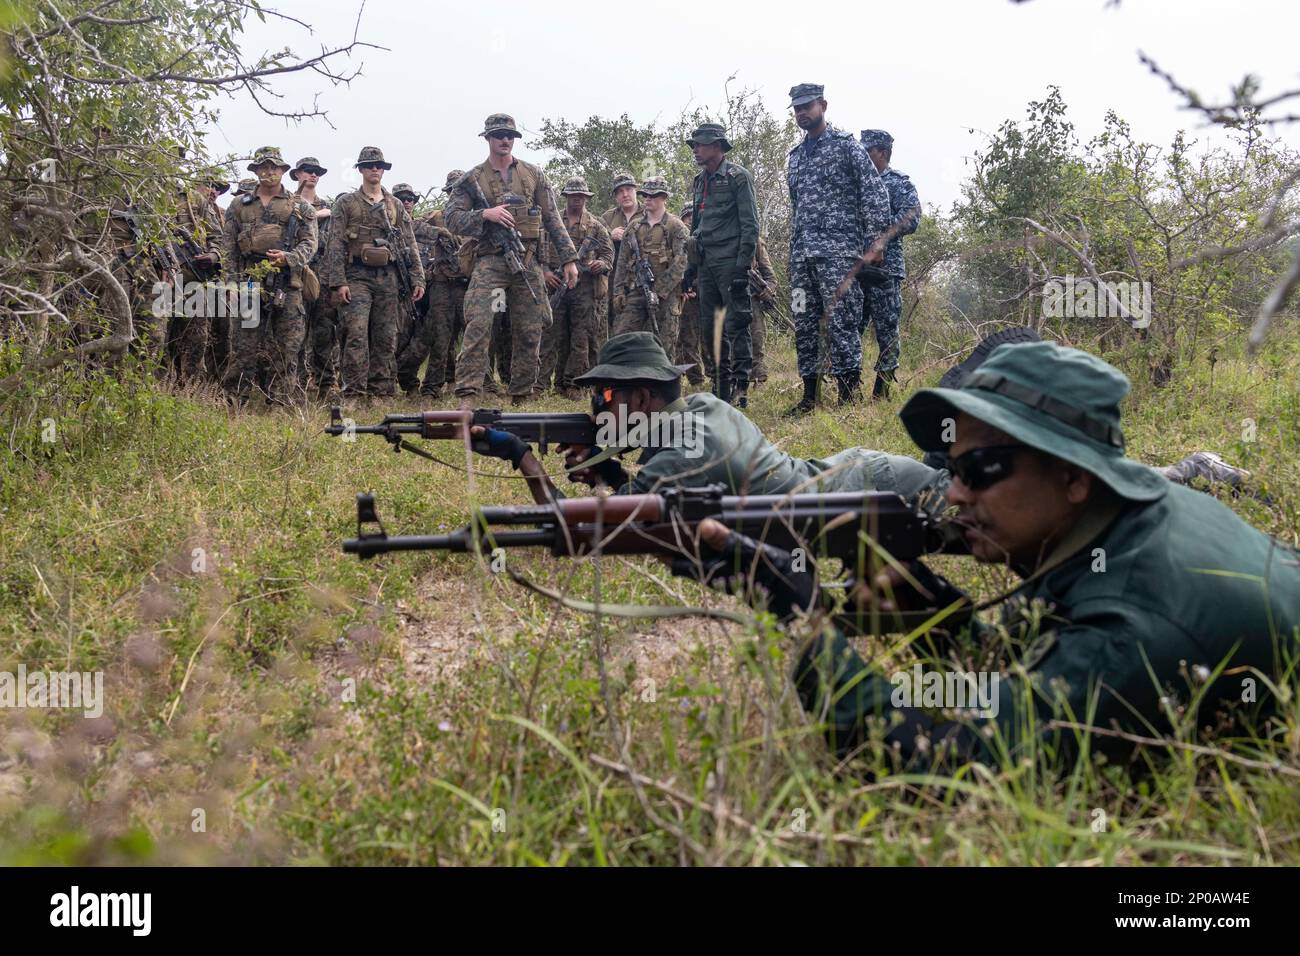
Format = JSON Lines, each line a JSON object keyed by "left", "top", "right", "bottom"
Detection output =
{"left": 206, "top": 0, "right": 1300, "bottom": 212}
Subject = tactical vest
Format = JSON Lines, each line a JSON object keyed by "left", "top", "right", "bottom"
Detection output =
{"left": 234, "top": 192, "right": 298, "bottom": 260}
{"left": 632, "top": 216, "right": 673, "bottom": 276}
{"left": 339, "top": 191, "right": 401, "bottom": 263}
{"left": 475, "top": 161, "right": 542, "bottom": 241}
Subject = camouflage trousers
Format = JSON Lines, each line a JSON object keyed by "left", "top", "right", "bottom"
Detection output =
{"left": 591, "top": 297, "right": 609, "bottom": 372}
{"left": 222, "top": 293, "right": 306, "bottom": 404}
{"left": 861, "top": 278, "right": 902, "bottom": 373}
{"left": 676, "top": 295, "right": 706, "bottom": 385}
{"left": 339, "top": 263, "right": 402, "bottom": 397}
{"left": 612, "top": 289, "right": 680, "bottom": 356}
{"left": 791, "top": 256, "right": 864, "bottom": 378}
{"left": 540, "top": 282, "right": 601, "bottom": 391}
{"left": 397, "top": 278, "right": 467, "bottom": 395}
{"left": 166, "top": 311, "right": 209, "bottom": 386}
{"left": 455, "top": 253, "right": 549, "bottom": 399}
{"left": 751, "top": 301, "right": 770, "bottom": 382}
{"left": 305, "top": 292, "right": 340, "bottom": 389}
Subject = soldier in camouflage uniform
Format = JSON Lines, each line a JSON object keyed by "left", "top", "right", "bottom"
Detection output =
{"left": 611, "top": 177, "right": 687, "bottom": 355}
{"left": 418, "top": 170, "right": 473, "bottom": 396}
{"left": 322, "top": 147, "right": 425, "bottom": 398}
{"left": 748, "top": 235, "right": 778, "bottom": 385}
{"left": 601, "top": 171, "right": 642, "bottom": 344}
{"left": 390, "top": 182, "right": 432, "bottom": 393}
{"left": 688, "top": 123, "right": 760, "bottom": 408}
{"left": 289, "top": 157, "right": 337, "bottom": 396}
{"left": 444, "top": 113, "right": 578, "bottom": 405}
{"left": 784, "top": 83, "right": 892, "bottom": 414}
{"left": 221, "top": 147, "right": 318, "bottom": 405}
{"left": 860, "top": 129, "right": 921, "bottom": 400}
{"left": 208, "top": 177, "right": 259, "bottom": 380}
{"left": 538, "top": 177, "right": 613, "bottom": 397}
{"left": 676, "top": 206, "right": 706, "bottom": 386}
{"left": 166, "top": 174, "right": 225, "bottom": 385}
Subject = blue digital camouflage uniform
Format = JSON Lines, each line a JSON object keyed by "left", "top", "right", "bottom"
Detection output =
{"left": 787, "top": 124, "right": 892, "bottom": 377}
{"left": 860, "top": 130, "right": 921, "bottom": 373}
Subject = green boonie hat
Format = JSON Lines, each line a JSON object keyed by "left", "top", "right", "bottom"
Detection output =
{"left": 610, "top": 171, "right": 637, "bottom": 193}
{"left": 561, "top": 177, "right": 594, "bottom": 196}
{"left": 686, "top": 123, "right": 731, "bottom": 152}
{"left": 443, "top": 169, "right": 466, "bottom": 192}
{"left": 233, "top": 177, "right": 258, "bottom": 195}
{"left": 898, "top": 341, "right": 1169, "bottom": 502}
{"left": 637, "top": 176, "right": 670, "bottom": 197}
{"left": 482, "top": 113, "right": 521, "bottom": 138}
{"left": 679, "top": 204, "right": 692, "bottom": 218}
{"left": 354, "top": 146, "right": 393, "bottom": 170}
{"left": 290, "top": 156, "right": 328, "bottom": 180}
{"left": 247, "top": 147, "right": 291, "bottom": 172}
{"left": 574, "top": 331, "right": 694, "bottom": 385}
{"left": 860, "top": 129, "right": 893, "bottom": 150}
{"left": 391, "top": 182, "right": 418, "bottom": 199}
{"left": 789, "top": 82, "right": 825, "bottom": 107}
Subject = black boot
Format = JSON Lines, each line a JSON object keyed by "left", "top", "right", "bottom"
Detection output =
{"left": 731, "top": 380, "right": 749, "bottom": 409}
{"left": 871, "top": 369, "right": 896, "bottom": 400}
{"left": 836, "top": 370, "right": 862, "bottom": 405}
{"left": 784, "top": 376, "right": 819, "bottom": 417}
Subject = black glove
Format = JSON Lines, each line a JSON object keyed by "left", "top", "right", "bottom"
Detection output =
{"left": 470, "top": 428, "right": 529, "bottom": 469}
{"left": 669, "top": 529, "right": 816, "bottom": 622}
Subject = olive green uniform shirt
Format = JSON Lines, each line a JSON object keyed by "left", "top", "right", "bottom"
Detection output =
{"left": 797, "top": 482, "right": 1300, "bottom": 767}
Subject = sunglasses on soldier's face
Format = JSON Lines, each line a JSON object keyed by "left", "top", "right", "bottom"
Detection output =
{"left": 948, "top": 445, "right": 1024, "bottom": 491}
{"left": 358, "top": 163, "right": 384, "bottom": 171}
{"left": 488, "top": 132, "right": 515, "bottom": 141}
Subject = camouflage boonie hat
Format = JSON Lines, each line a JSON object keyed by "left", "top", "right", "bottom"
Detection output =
{"left": 443, "top": 169, "right": 466, "bottom": 192}
{"left": 609, "top": 171, "right": 637, "bottom": 193}
{"left": 899, "top": 341, "right": 1169, "bottom": 503}
{"left": 354, "top": 146, "right": 393, "bottom": 170}
{"left": 482, "top": 113, "right": 521, "bottom": 138}
{"left": 679, "top": 204, "right": 693, "bottom": 218}
{"left": 561, "top": 177, "right": 594, "bottom": 196}
{"left": 788, "top": 83, "right": 825, "bottom": 107}
{"left": 574, "top": 332, "right": 694, "bottom": 385}
{"left": 861, "top": 129, "right": 894, "bottom": 150}
{"left": 686, "top": 123, "right": 731, "bottom": 152}
{"left": 233, "top": 177, "right": 258, "bottom": 196}
{"left": 391, "top": 182, "right": 418, "bottom": 200}
{"left": 247, "top": 146, "right": 290, "bottom": 172}
{"left": 637, "top": 176, "right": 670, "bottom": 198}
{"left": 290, "top": 156, "right": 328, "bottom": 180}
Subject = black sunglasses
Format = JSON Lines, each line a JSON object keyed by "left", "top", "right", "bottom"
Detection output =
{"left": 488, "top": 132, "right": 516, "bottom": 141}
{"left": 358, "top": 163, "right": 384, "bottom": 171}
{"left": 948, "top": 445, "right": 1024, "bottom": 491}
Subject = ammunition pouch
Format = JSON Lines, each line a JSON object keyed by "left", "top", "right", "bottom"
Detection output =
{"left": 359, "top": 244, "right": 391, "bottom": 268}
{"left": 301, "top": 265, "right": 320, "bottom": 303}
{"left": 457, "top": 238, "right": 479, "bottom": 277}
{"left": 239, "top": 222, "right": 284, "bottom": 256}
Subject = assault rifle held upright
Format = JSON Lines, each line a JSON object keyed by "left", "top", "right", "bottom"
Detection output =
{"left": 325, "top": 405, "right": 597, "bottom": 456}
{"left": 457, "top": 172, "right": 540, "bottom": 304}
{"left": 621, "top": 225, "right": 659, "bottom": 333}
{"left": 375, "top": 201, "right": 420, "bottom": 325}
{"left": 548, "top": 233, "right": 600, "bottom": 313}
